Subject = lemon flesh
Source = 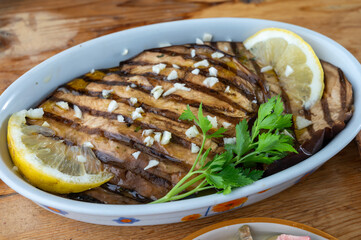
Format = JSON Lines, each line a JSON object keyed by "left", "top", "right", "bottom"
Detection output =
{"left": 7, "top": 110, "right": 113, "bottom": 194}
{"left": 244, "top": 28, "right": 324, "bottom": 109}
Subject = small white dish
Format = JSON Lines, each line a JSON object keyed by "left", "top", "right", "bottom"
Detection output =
{"left": 183, "top": 217, "right": 336, "bottom": 240}
{"left": 0, "top": 18, "right": 360, "bottom": 226}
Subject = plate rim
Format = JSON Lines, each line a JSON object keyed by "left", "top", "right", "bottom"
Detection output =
{"left": 182, "top": 217, "right": 337, "bottom": 240}
{"left": 0, "top": 17, "right": 360, "bottom": 217}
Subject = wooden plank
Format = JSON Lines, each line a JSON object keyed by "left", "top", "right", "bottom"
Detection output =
{"left": 0, "top": 0, "right": 361, "bottom": 239}
{"left": 0, "top": 180, "right": 16, "bottom": 197}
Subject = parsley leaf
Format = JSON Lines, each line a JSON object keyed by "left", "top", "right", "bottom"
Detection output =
{"left": 207, "top": 127, "right": 227, "bottom": 138}
{"left": 226, "top": 119, "right": 251, "bottom": 159}
{"left": 179, "top": 105, "right": 197, "bottom": 123}
{"left": 256, "top": 133, "right": 297, "bottom": 153}
{"left": 151, "top": 96, "right": 297, "bottom": 204}
{"left": 197, "top": 103, "right": 212, "bottom": 133}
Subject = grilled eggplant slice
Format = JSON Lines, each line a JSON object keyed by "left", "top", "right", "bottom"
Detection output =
{"left": 25, "top": 42, "right": 353, "bottom": 204}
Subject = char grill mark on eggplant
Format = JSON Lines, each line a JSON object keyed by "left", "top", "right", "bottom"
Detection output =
{"left": 29, "top": 42, "right": 353, "bottom": 204}
{"left": 28, "top": 43, "right": 264, "bottom": 203}
{"left": 207, "top": 41, "right": 353, "bottom": 176}
{"left": 216, "top": 41, "right": 353, "bottom": 145}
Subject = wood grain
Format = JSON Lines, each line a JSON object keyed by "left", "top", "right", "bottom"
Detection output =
{"left": 1, "top": 0, "right": 361, "bottom": 239}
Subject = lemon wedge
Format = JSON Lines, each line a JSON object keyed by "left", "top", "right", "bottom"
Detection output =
{"left": 7, "top": 110, "right": 113, "bottom": 194}
{"left": 244, "top": 28, "right": 324, "bottom": 109}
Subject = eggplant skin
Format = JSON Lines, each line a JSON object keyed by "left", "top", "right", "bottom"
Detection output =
{"left": 28, "top": 42, "right": 353, "bottom": 204}
{"left": 211, "top": 42, "right": 353, "bottom": 178}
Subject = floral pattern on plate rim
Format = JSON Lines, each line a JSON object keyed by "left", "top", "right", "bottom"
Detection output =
{"left": 181, "top": 214, "right": 202, "bottom": 222}
{"left": 113, "top": 217, "right": 140, "bottom": 224}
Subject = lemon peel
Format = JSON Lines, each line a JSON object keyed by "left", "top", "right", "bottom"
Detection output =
{"left": 244, "top": 27, "right": 324, "bottom": 109}
{"left": 7, "top": 110, "right": 112, "bottom": 194}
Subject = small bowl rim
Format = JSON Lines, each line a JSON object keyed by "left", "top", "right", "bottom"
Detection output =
{"left": 182, "top": 217, "right": 337, "bottom": 240}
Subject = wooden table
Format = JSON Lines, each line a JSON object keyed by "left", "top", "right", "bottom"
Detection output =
{"left": 1, "top": 0, "right": 361, "bottom": 239}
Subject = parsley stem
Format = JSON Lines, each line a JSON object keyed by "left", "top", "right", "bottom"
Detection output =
{"left": 151, "top": 173, "right": 207, "bottom": 203}
{"left": 150, "top": 96, "right": 295, "bottom": 204}
{"left": 169, "top": 180, "right": 212, "bottom": 201}
{"left": 170, "top": 173, "right": 206, "bottom": 195}
{"left": 153, "top": 171, "right": 199, "bottom": 203}
{"left": 236, "top": 151, "right": 258, "bottom": 165}
{"left": 151, "top": 126, "right": 209, "bottom": 204}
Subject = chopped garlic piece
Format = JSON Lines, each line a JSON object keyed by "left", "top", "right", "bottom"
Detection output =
{"left": 107, "top": 100, "right": 119, "bottom": 112}
{"left": 83, "top": 141, "right": 94, "bottom": 148}
{"left": 132, "top": 151, "right": 141, "bottom": 159}
{"left": 174, "top": 83, "right": 191, "bottom": 91}
{"left": 222, "top": 122, "right": 231, "bottom": 128}
{"left": 203, "top": 33, "right": 213, "bottom": 42}
{"left": 136, "top": 107, "right": 144, "bottom": 113}
{"left": 261, "top": 65, "right": 273, "bottom": 73}
{"left": 207, "top": 115, "right": 218, "bottom": 128}
{"left": 203, "top": 77, "right": 219, "bottom": 88}
{"left": 151, "top": 86, "right": 164, "bottom": 99}
{"left": 131, "top": 83, "right": 137, "bottom": 88}
{"left": 209, "top": 67, "right": 218, "bottom": 77}
{"left": 224, "top": 86, "right": 231, "bottom": 93}
{"left": 191, "top": 69, "right": 200, "bottom": 75}
{"left": 163, "top": 83, "right": 191, "bottom": 97}
{"left": 125, "top": 86, "right": 131, "bottom": 91}
{"left": 102, "top": 89, "right": 114, "bottom": 98}
{"left": 131, "top": 107, "right": 144, "bottom": 120}
{"left": 224, "top": 137, "right": 236, "bottom": 145}
{"left": 285, "top": 65, "right": 294, "bottom": 77}
{"left": 252, "top": 99, "right": 258, "bottom": 104}
{"left": 161, "top": 131, "right": 172, "bottom": 145}
{"left": 154, "top": 132, "right": 162, "bottom": 142}
{"left": 144, "top": 160, "right": 159, "bottom": 170}
{"left": 167, "top": 70, "right": 178, "bottom": 80}
{"left": 122, "top": 48, "right": 129, "bottom": 56}
{"left": 194, "top": 59, "right": 209, "bottom": 68}
{"left": 26, "top": 108, "right": 44, "bottom": 119}
{"left": 130, "top": 97, "right": 138, "bottom": 105}
{"left": 117, "top": 115, "right": 125, "bottom": 122}
{"left": 296, "top": 116, "right": 313, "bottom": 130}
{"left": 172, "top": 64, "right": 180, "bottom": 69}
{"left": 144, "top": 136, "right": 154, "bottom": 146}
{"left": 185, "top": 125, "right": 199, "bottom": 138}
{"left": 76, "top": 155, "right": 87, "bottom": 163}
{"left": 142, "top": 129, "right": 154, "bottom": 136}
{"left": 57, "top": 87, "right": 69, "bottom": 94}
{"left": 159, "top": 42, "right": 171, "bottom": 47}
{"left": 152, "top": 63, "right": 166, "bottom": 74}
{"left": 211, "top": 52, "right": 224, "bottom": 59}
{"left": 163, "top": 87, "right": 177, "bottom": 97}
{"left": 73, "top": 105, "right": 82, "bottom": 119}
{"left": 191, "top": 49, "right": 196, "bottom": 58}
{"left": 196, "top": 38, "right": 204, "bottom": 45}
{"left": 191, "top": 143, "right": 200, "bottom": 153}
{"left": 56, "top": 101, "right": 69, "bottom": 110}
{"left": 42, "top": 121, "right": 50, "bottom": 127}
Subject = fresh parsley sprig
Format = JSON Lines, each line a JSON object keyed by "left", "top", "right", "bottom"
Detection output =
{"left": 151, "top": 96, "right": 297, "bottom": 204}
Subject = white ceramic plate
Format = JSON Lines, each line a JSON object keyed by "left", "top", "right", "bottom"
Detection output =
{"left": 183, "top": 218, "right": 337, "bottom": 240}
{"left": 0, "top": 18, "right": 360, "bottom": 226}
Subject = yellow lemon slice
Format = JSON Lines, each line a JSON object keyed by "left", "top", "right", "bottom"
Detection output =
{"left": 244, "top": 28, "right": 324, "bottom": 109}
{"left": 7, "top": 110, "right": 113, "bottom": 194}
